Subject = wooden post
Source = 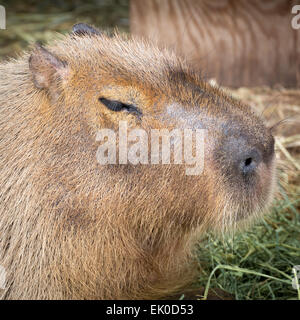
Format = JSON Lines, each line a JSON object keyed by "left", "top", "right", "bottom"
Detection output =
{"left": 131, "top": 0, "right": 300, "bottom": 88}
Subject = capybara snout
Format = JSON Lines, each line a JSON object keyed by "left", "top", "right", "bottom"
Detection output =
{"left": 217, "top": 131, "right": 275, "bottom": 176}
{"left": 0, "top": 23, "right": 276, "bottom": 299}
{"left": 210, "top": 118, "right": 276, "bottom": 222}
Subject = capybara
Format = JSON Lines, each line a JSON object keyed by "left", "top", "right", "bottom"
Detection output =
{"left": 0, "top": 23, "right": 276, "bottom": 299}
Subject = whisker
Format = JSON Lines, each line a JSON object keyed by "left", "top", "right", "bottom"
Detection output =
{"left": 269, "top": 117, "right": 299, "bottom": 133}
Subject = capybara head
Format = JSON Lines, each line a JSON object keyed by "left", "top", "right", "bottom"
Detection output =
{"left": 0, "top": 23, "right": 275, "bottom": 299}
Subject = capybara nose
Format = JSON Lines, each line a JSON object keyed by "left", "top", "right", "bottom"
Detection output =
{"left": 218, "top": 136, "right": 273, "bottom": 177}
{"left": 226, "top": 133, "right": 275, "bottom": 177}
{"left": 238, "top": 149, "right": 262, "bottom": 175}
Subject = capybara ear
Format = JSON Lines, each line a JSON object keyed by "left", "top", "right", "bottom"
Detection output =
{"left": 29, "top": 43, "right": 69, "bottom": 92}
{"left": 72, "top": 23, "right": 101, "bottom": 36}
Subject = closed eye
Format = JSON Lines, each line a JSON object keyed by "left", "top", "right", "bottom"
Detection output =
{"left": 99, "top": 97, "right": 142, "bottom": 118}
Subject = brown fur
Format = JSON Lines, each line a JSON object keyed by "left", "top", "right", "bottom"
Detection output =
{"left": 0, "top": 25, "right": 276, "bottom": 299}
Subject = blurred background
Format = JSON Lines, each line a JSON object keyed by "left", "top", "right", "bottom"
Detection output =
{"left": 0, "top": 0, "right": 299, "bottom": 300}
{"left": 0, "top": 0, "right": 129, "bottom": 58}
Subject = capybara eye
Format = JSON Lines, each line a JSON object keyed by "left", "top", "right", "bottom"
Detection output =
{"left": 99, "top": 97, "right": 142, "bottom": 118}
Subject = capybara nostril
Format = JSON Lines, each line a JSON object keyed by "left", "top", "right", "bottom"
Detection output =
{"left": 216, "top": 136, "right": 266, "bottom": 178}
{"left": 239, "top": 149, "right": 262, "bottom": 175}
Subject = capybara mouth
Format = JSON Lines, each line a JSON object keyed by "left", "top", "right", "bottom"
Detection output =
{"left": 211, "top": 141, "right": 276, "bottom": 229}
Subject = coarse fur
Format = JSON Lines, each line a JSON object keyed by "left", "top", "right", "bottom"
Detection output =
{"left": 0, "top": 25, "right": 276, "bottom": 299}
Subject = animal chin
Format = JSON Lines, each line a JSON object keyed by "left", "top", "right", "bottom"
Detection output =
{"left": 239, "top": 155, "right": 276, "bottom": 221}
{"left": 236, "top": 182, "right": 276, "bottom": 228}
{"left": 216, "top": 169, "right": 276, "bottom": 232}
